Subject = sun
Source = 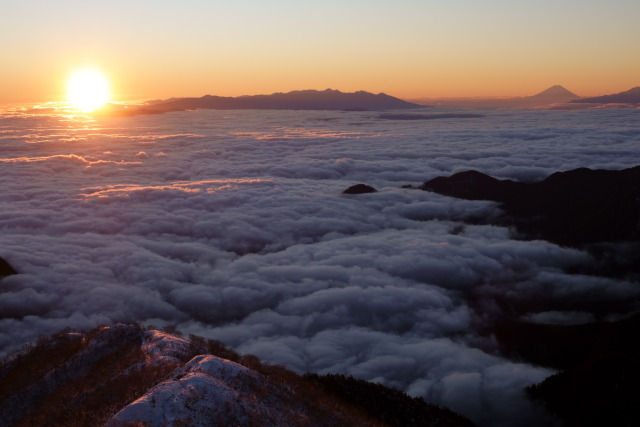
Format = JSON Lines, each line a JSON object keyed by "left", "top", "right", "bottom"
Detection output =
{"left": 66, "top": 68, "right": 111, "bottom": 112}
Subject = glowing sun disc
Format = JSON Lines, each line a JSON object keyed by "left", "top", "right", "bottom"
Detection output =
{"left": 66, "top": 68, "right": 110, "bottom": 112}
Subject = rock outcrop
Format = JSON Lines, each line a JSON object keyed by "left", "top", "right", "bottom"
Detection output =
{"left": 342, "top": 184, "right": 378, "bottom": 194}
{"left": 571, "top": 86, "right": 640, "bottom": 106}
{"left": 0, "top": 256, "right": 17, "bottom": 278}
{"left": 0, "top": 324, "right": 475, "bottom": 427}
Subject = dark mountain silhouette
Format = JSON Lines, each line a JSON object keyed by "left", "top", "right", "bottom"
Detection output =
{"left": 528, "top": 349, "right": 640, "bottom": 427}
{"left": 522, "top": 313, "right": 640, "bottom": 427}
{"left": 491, "top": 314, "right": 640, "bottom": 427}
{"left": 0, "top": 256, "right": 17, "bottom": 278}
{"left": 570, "top": 86, "right": 640, "bottom": 105}
{"left": 146, "top": 89, "right": 421, "bottom": 113}
{"left": 421, "top": 165, "right": 640, "bottom": 247}
{"left": 410, "top": 85, "right": 581, "bottom": 108}
{"left": 495, "top": 313, "right": 640, "bottom": 371}
{"left": 342, "top": 184, "right": 378, "bottom": 194}
{"left": 420, "top": 168, "right": 640, "bottom": 426}
{"left": 530, "top": 85, "right": 579, "bottom": 101}
{"left": 0, "top": 324, "right": 475, "bottom": 427}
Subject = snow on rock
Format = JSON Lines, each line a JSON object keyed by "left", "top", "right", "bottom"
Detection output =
{"left": 142, "top": 330, "right": 193, "bottom": 365}
{"left": 105, "top": 355, "right": 311, "bottom": 426}
{"left": 182, "top": 353, "right": 256, "bottom": 381}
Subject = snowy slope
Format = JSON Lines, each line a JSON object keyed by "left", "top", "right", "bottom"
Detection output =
{"left": 141, "top": 330, "right": 194, "bottom": 365}
{"left": 0, "top": 325, "right": 475, "bottom": 426}
{"left": 107, "top": 355, "right": 314, "bottom": 426}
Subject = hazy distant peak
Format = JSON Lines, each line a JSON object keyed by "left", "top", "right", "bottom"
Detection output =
{"left": 532, "top": 85, "right": 579, "bottom": 98}
{"left": 143, "top": 89, "right": 421, "bottom": 113}
{"left": 287, "top": 88, "right": 336, "bottom": 94}
{"left": 571, "top": 86, "right": 640, "bottom": 105}
{"left": 408, "top": 85, "right": 581, "bottom": 108}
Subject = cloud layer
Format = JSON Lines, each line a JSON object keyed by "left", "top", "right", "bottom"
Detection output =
{"left": 1, "top": 107, "right": 639, "bottom": 426}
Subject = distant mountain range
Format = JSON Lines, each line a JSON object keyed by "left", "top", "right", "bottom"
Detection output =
{"left": 529, "top": 85, "right": 579, "bottom": 101}
{"left": 410, "top": 85, "right": 640, "bottom": 109}
{"left": 570, "top": 86, "right": 640, "bottom": 105}
{"left": 99, "top": 89, "right": 422, "bottom": 116}
{"left": 97, "top": 86, "right": 640, "bottom": 117}
{"left": 409, "top": 85, "right": 581, "bottom": 109}
{"left": 152, "top": 89, "right": 421, "bottom": 111}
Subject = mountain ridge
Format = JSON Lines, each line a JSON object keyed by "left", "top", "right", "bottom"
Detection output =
{"left": 150, "top": 88, "right": 421, "bottom": 111}
{"left": 570, "top": 86, "right": 640, "bottom": 105}
{"left": 420, "top": 165, "right": 640, "bottom": 247}
{"left": 0, "top": 324, "right": 475, "bottom": 427}
{"left": 408, "top": 85, "right": 581, "bottom": 109}
{"left": 531, "top": 85, "right": 578, "bottom": 99}
{"left": 100, "top": 89, "right": 422, "bottom": 116}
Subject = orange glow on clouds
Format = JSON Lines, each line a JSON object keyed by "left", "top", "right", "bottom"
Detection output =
{"left": 80, "top": 179, "right": 270, "bottom": 199}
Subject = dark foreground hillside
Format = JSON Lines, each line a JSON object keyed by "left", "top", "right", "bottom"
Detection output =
{"left": 0, "top": 324, "right": 475, "bottom": 427}
{"left": 418, "top": 165, "right": 640, "bottom": 426}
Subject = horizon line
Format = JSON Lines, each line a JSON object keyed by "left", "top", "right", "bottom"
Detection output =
{"left": 4, "top": 84, "right": 640, "bottom": 106}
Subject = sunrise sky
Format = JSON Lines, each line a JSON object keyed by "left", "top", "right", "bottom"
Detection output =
{"left": 2, "top": 0, "right": 639, "bottom": 103}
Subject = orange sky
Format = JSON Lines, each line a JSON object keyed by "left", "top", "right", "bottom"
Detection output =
{"left": 2, "top": 0, "right": 639, "bottom": 103}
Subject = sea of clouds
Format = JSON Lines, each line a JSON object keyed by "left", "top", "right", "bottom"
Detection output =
{"left": 1, "top": 106, "right": 639, "bottom": 426}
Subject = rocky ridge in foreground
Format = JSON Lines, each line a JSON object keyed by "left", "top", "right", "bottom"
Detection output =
{"left": 0, "top": 324, "right": 475, "bottom": 427}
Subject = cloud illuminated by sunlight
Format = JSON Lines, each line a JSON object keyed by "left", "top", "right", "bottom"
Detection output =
{"left": 66, "top": 68, "right": 111, "bottom": 112}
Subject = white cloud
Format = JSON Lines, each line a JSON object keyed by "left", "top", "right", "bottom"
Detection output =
{"left": 1, "top": 107, "right": 639, "bottom": 426}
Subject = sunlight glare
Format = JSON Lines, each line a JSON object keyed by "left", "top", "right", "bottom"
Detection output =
{"left": 66, "top": 68, "right": 110, "bottom": 112}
